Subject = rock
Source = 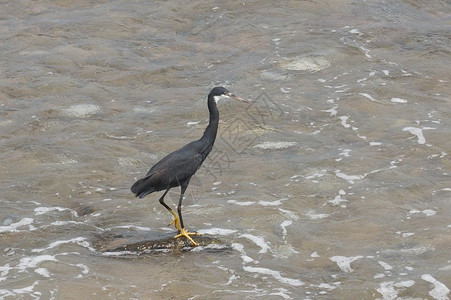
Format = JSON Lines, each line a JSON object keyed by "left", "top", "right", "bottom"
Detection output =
{"left": 61, "top": 104, "right": 102, "bottom": 118}
{"left": 279, "top": 56, "right": 330, "bottom": 72}
{"left": 92, "top": 229, "right": 230, "bottom": 255}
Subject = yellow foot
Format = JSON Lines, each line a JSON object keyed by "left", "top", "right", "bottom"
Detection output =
{"left": 174, "top": 228, "right": 201, "bottom": 246}
{"left": 168, "top": 212, "right": 182, "bottom": 232}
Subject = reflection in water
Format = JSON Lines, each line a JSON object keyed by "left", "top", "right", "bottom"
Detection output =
{"left": 1, "top": 0, "right": 450, "bottom": 299}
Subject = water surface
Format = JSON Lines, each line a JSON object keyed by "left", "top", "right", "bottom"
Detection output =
{"left": 1, "top": 0, "right": 450, "bottom": 298}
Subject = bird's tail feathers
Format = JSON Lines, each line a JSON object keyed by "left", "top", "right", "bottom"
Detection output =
{"left": 131, "top": 176, "right": 155, "bottom": 198}
{"left": 137, "top": 190, "right": 153, "bottom": 199}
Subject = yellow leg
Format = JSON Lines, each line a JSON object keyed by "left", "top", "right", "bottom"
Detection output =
{"left": 168, "top": 210, "right": 182, "bottom": 232}
{"left": 174, "top": 228, "right": 201, "bottom": 246}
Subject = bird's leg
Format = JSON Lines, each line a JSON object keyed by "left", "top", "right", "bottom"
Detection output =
{"left": 167, "top": 210, "right": 181, "bottom": 232}
{"left": 158, "top": 189, "right": 181, "bottom": 232}
{"left": 174, "top": 181, "right": 200, "bottom": 246}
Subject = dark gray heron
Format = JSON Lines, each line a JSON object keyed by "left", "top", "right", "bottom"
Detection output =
{"left": 131, "top": 87, "right": 248, "bottom": 246}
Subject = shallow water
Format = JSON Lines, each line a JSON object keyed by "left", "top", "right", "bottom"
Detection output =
{"left": 1, "top": 0, "right": 450, "bottom": 299}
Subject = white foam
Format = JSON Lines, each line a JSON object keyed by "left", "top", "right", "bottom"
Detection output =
{"left": 34, "top": 206, "right": 78, "bottom": 217}
{"left": 305, "top": 169, "right": 327, "bottom": 180}
{"left": 75, "top": 263, "right": 89, "bottom": 278}
{"left": 280, "top": 220, "right": 292, "bottom": 239}
{"left": 0, "top": 263, "right": 11, "bottom": 280}
{"left": 338, "top": 149, "right": 351, "bottom": 157}
{"left": 32, "top": 237, "right": 96, "bottom": 253}
{"left": 231, "top": 243, "right": 254, "bottom": 263}
{"left": 402, "top": 127, "right": 436, "bottom": 145}
{"left": 223, "top": 273, "right": 238, "bottom": 286}
{"left": 278, "top": 208, "right": 299, "bottom": 221}
{"left": 402, "top": 127, "right": 426, "bottom": 144}
{"left": 360, "top": 45, "right": 372, "bottom": 58}
{"left": 102, "top": 251, "right": 141, "bottom": 257}
{"left": 0, "top": 218, "right": 34, "bottom": 233}
{"left": 395, "top": 280, "right": 415, "bottom": 288}
{"left": 377, "top": 280, "right": 415, "bottom": 300}
{"left": 0, "top": 281, "right": 40, "bottom": 298}
{"left": 239, "top": 234, "right": 271, "bottom": 254}
{"left": 359, "top": 93, "right": 376, "bottom": 101}
{"left": 338, "top": 116, "right": 351, "bottom": 128}
{"left": 409, "top": 209, "right": 437, "bottom": 217}
{"left": 318, "top": 283, "right": 337, "bottom": 291}
{"left": 132, "top": 107, "right": 155, "bottom": 114}
{"left": 400, "top": 245, "right": 434, "bottom": 255}
{"left": 270, "top": 288, "right": 291, "bottom": 299}
{"left": 311, "top": 252, "right": 320, "bottom": 258}
{"left": 328, "top": 189, "right": 348, "bottom": 206}
{"left": 378, "top": 261, "right": 393, "bottom": 270}
{"left": 258, "top": 199, "right": 283, "bottom": 206}
{"left": 191, "top": 244, "right": 231, "bottom": 252}
{"left": 111, "top": 225, "right": 151, "bottom": 231}
{"left": 370, "top": 141, "right": 382, "bottom": 146}
{"left": 253, "top": 141, "right": 297, "bottom": 150}
{"left": 280, "top": 87, "right": 291, "bottom": 94}
{"left": 58, "top": 159, "right": 78, "bottom": 164}
{"left": 329, "top": 256, "right": 363, "bottom": 272}
{"left": 421, "top": 274, "right": 450, "bottom": 300}
{"left": 422, "top": 209, "right": 437, "bottom": 216}
{"left": 46, "top": 221, "right": 85, "bottom": 227}
{"left": 186, "top": 121, "right": 199, "bottom": 126}
{"left": 322, "top": 105, "right": 338, "bottom": 116}
{"left": 35, "top": 267, "right": 51, "bottom": 278}
{"left": 439, "top": 265, "right": 451, "bottom": 271}
{"left": 243, "top": 266, "right": 304, "bottom": 287}
{"left": 227, "top": 199, "right": 256, "bottom": 206}
{"left": 391, "top": 97, "right": 407, "bottom": 103}
{"left": 305, "top": 209, "right": 330, "bottom": 220}
{"left": 18, "top": 255, "right": 57, "bottom": 271}
{"left": 335, "top": 170, "right": 366, "bottom": 184}
{"left": 197, "top": 228, "right": 237, "bottom": 236}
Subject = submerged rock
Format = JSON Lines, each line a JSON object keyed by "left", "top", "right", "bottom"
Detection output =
{"left": 61, "top": 104, "right": 102, "bottom": 118}
{"left": 71, "top": 203, "right": 95, "bottom": 217}
{"left": 279, "top": 56, "right": 330, "bottom": 72}
{"left": 93, "top": 230, "right": 230, "bottom": 256}
{"left": 260, "top": 70, "right": 288, "bottom": 81}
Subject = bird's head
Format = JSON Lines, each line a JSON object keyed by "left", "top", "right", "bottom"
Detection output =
{"left": 209, "top": 86, "right": 249, "bottom": 104}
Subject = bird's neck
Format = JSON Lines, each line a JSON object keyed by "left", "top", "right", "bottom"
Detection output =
{"left": 200, "top": 94, "right": 219, "bottom": 144}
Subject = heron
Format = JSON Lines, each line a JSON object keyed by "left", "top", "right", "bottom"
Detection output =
{"left": 131, "top": 87, "right": 248, "bottom": 246}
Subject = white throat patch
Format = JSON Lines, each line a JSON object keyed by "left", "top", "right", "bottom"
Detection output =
{"left": 213, "top": 94, "right": 229, "bottom": 103}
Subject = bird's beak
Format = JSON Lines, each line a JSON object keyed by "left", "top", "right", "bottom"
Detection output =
{"left": 227, "top": 92, "right": 250, "bottom": 103}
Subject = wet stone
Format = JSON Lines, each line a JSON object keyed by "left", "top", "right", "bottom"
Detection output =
{"left": 72, "top": 203, "right": 95, "bottom": 217}
{"left": 93, "top": 230, "right": 230, "bottom": 255}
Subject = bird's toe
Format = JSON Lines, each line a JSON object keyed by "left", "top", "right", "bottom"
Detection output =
{"left": 174, "top": 228, "right": 200, "bottom": 246}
